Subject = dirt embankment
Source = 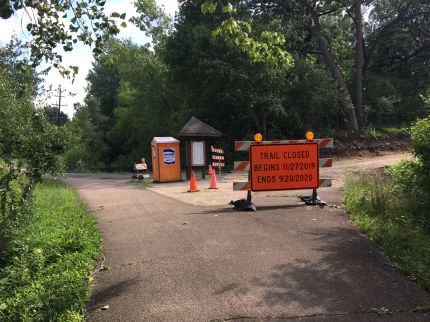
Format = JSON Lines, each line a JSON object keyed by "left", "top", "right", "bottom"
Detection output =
{"left": 330, "top": 134, "right": 410, "bottom": 157}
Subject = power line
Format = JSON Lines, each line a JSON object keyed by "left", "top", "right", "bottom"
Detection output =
{"left": 53, "top": 85, "right": 67, "bottom": 125}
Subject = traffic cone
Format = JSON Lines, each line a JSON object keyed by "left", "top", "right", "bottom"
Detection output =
{"left": 208, "top": 164, "right": 213, "bottom": 175}
{"left": 208, "top": 169, "right": 218, "bottom": 189}
{"left": 188, "top": 171, "right": 199, "bottom": 192}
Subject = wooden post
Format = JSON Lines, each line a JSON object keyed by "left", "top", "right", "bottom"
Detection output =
{"left": 186, "top": 140, "right": 191, "bottom": 180}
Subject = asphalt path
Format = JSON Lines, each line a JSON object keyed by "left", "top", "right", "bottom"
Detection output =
{"left": 66, "top": 174, "right": 430, "bottom": 321}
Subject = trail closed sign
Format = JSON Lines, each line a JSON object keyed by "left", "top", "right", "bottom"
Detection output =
{"left": 249, "top": 143, "right": 319, "bottom": 191}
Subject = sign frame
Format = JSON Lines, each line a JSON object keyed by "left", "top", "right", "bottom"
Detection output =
{"left": 249, "top": 142, "right": 320, "bottom": 192}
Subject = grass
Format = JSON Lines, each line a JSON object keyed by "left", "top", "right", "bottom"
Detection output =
{"left": 344, "top": 169, "right": 430, "bottom": 290}
{"left": 362, "top": 126, "right": 409, "bottom": 139}
{"left": 127, "top": 178, "right": 152, "bottom": 188}
{"left": 0, "top": 179, "right": 101, "bottom": 321}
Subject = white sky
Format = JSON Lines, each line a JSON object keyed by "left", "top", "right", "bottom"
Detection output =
{"left": 0, "top": 0, "right": 178, "bottom": 118}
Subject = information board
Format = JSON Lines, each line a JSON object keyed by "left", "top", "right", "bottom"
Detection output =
{"left": 192, "top": 141, "right": 205, "bottom": 166}
{"left": 249, "top": 143, "right": 319, "bottom": 191}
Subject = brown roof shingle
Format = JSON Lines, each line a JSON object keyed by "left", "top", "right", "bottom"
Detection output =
{"left": 179, "top": 117, "right": 222, "bottom": 138}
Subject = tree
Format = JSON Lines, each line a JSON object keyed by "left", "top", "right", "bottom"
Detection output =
{"left": 0, "top": 0, "right": 126, "bottom": 76}
{"left": 131, "top": 0, "right": 174, "bottom": 46}
{"left": 202, "top": 0, "right": 430, "bottom": 132}
{"left": 0, "top": 40, "right": 70, "bottom": 177}
{"left": 165, "top": 1, "right": 292, "bottom": 142}
{"left": 40, "top": 105, "right": 70, "bottom": 126}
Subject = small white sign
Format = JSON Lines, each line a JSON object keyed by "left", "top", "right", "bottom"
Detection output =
{"left": 134, "top": 163, "right": 147, "bottom": 170}
{"left": 192, "top": 141, "right": 205, "bottom": 166}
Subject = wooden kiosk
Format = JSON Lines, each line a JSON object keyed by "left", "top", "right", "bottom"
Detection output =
{"left": 179, "top": 117, "right": 222, "bottom": 180}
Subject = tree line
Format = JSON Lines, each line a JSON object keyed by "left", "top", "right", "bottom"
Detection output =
{"left": 1, "top": 0, "right": 429, "bottom": 170}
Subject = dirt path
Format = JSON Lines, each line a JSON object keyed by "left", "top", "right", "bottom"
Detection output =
{"left": 147, "top": 151, "right": 412, "bottom": 207}
{"left": 65, "top": 151, "right": 430, "bottom": 321}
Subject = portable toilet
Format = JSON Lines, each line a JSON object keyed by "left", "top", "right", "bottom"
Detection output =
{"left": 151, "top": 137, "right": 181, "bottom": 182}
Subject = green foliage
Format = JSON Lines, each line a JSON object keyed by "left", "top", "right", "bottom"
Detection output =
{"left": 40, "top": 105, "right": 70, "bottom": 126}
{"left": 410, "top": 117, "right": 430, "bottom": 166}
{"left": 0, "top": 160, "right": 30, "bottom": 222}
{"left": 131, "top": 0, "right": 173, "bottom": 45}
{"left": 202, "top": 1, "right": 293, "bottom": 67}
{"left": 344, "top": 162, "right": 430, "bottom": 289}
{"left": 0, "top": 41, "right": 71, "bottom": 178}
{"left": 0, "top": 179, "right": 101, "bottom": 321}
{"left": 0, "top": 0, "right": 125, "bottom": 75}
{"left": 68, "top": 0, "right": 430, "bottom": 168}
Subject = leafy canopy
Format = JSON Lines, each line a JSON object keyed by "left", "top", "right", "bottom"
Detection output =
{"left": 0, "top": 0, "right": 126, "bottom": 77}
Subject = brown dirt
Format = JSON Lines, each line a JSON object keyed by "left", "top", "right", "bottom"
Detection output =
{"left": 329, "top": 135, "right": 410, "bottom": 157}
{"left": 147, "top": 151, "right": 412, "bottom": 207}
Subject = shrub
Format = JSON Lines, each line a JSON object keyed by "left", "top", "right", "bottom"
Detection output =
{"left": 410, "top": 117, "right": 430, "bottom": 167}
{"left": 344, "top": 164, "right": 430, "bottom": 289}
{"left": 0, "top": 159, "right": 30, "bottom": 222}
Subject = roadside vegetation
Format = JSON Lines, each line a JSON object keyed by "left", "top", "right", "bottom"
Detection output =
{"left": 344, "top": 117, "right": 430, "bottom": 289}
{"left": 0, "top": 34, "right": 101, "bottom": 321}
{"left": 0, "top": 179, "right": 101, "bottom": 321}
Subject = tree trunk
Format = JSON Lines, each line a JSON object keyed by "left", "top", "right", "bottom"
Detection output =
{"left": 354, "top": 0, "right": 365, "bottom": 128}
{"left": 312, "top": 14, "right": 359, "bottom": 132}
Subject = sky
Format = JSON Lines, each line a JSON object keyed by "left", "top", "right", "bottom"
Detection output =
{"left": 0, "top": 0, "right": 178, "bottom": 118}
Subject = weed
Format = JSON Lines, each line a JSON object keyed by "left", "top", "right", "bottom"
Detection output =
{"left": 127, "top": 178, "right": 152, "bottom": 188}
{"left": 344, "top": 168, "right": 430, "bottom": 290}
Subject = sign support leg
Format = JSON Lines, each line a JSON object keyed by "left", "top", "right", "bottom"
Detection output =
{"left": 247, "top": 170, "right": 252, "bottom": 202}
{"left": 299, "top": 188, "right": 327, "bottom": 207}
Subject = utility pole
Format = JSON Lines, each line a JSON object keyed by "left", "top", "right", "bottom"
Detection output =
{"left": 54, "top": 85, "right": 67, "bottom": 125}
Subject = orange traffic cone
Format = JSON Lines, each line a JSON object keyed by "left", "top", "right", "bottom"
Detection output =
{"left": 208, "top": 164, "right": 213, "bottom": 175}
{"left": 208, "top": 169, "right": 218, "bottom": 189}
{"left": 188, "top": 171, "right": 199, "bottom": 192}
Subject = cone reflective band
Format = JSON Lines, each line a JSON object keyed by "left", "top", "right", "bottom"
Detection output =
{"left": 249, "top": 143, "right": 319, "bottom": 191}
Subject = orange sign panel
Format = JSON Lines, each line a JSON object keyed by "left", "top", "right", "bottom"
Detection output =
{"left": 249, "top": 143, "right": 319, "bottom": 191}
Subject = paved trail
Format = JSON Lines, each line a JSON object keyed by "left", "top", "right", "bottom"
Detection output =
{"left": 67, "top": 154, "right": 430, "bottom": 321}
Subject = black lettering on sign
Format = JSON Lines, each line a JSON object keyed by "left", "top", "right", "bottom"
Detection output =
{"left": 257, "top": 176, "right": 277, "bottom": 184}
{"left": 279, "top": 174, "right": 313, "bottom": 182}
{"left": 254, "top": 164, "right": 280, "bottom": 171}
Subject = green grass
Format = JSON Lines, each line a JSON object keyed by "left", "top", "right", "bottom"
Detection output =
{"left": 344, "top": 170, "right": 430, "bottom": 290}
{"left": 362, "top": 126, "right": 408, "bottom": 139}
{"left": 127, "top": 178, "right": 152, "bottom": 188}
{"left": 0, "top": 179, "right": 101, "bottom": 321}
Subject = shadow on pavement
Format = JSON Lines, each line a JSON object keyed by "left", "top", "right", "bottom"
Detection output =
{"left": 252, "top": 227, "right": 430, "bottom": 314}
{"left": 192, "top": 204, "right": 305, "bottom": 215}
{"left": 89, "top": 278, "right": 139, "bottom": 311}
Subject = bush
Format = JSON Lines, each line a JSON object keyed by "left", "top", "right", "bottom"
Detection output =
{"left": 0, "top": 159, "right": 30, "bottom": 222}
{"left": 410, "top": 117, "right": 430, "bottom": 168}
{"left": 0, "top": 179, "right": 101, "bottom": 321}
{"left": 344, "top": 167, "right": 430, "bottom": 289}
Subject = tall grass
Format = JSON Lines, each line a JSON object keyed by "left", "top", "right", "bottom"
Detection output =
{"left": 344, "top": 163, "right": 430, "bottom": 290}
{"left": 0, "top": 179, "right": 101, "bottom": 321}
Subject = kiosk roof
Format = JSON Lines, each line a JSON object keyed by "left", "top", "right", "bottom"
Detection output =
{"left": 179, "top": 117, "right": 222, "bottom": 138}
